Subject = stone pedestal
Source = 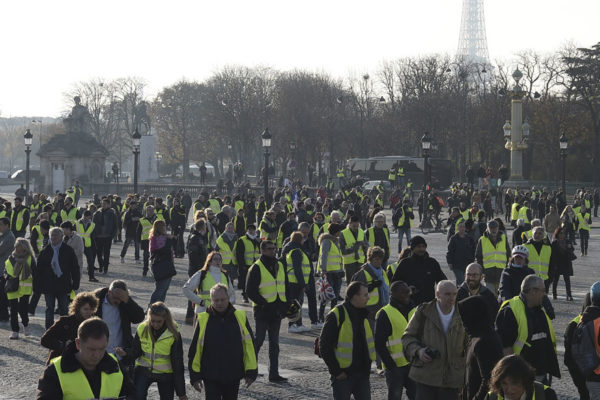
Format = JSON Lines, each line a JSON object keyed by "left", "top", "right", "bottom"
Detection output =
{"left": 139, "top": 134, "right": 157, "bottom": 181}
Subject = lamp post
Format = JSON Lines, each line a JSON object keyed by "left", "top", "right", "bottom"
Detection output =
{"left": 24, "top": 129, "right": 33, "bottom": 195}
{"left": 132, "top": 127, "right": 141, "bottom": 193}
{"left": 261, "top": 127, "right": 272, "bottom": 207}
{"left": 289, "top": 139, "right": 296, "bottom": 177}
{"left": 155, "top": 151, "right": 162, "bottom": 179}
{"left": 503, "top": 68, "right": 529, "bottom": 181}
{"left": 421, "top": 132, "right": 431, "bottom": 190}
{"left": 559, "top": 133, "right": 568, "bottom": 195}
{"left": 227, "top": 140, "right": 233, "bottom": 162}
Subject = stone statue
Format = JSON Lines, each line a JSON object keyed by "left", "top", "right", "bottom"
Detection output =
{"left": 134, "top": 101, "right": 151, "bottom": 135}
{"left": 63, "top": 96, "right": 91, "bottom": 135}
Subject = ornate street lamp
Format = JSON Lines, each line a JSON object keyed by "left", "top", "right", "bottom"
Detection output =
{"left": 155, "top": 151, "right": 162, "bottom": 178}
{"left": 261, "top": 128, "right": 272, "bottom": 206}
{"left": 132, "top": 127, "right": 141, "bottom": 193}
{"left": 24, "top": 129, "right": 33, "bottom": 195}
{"left": 559, "top": 133, "right": 568, "bottom": 195}
{"left": 421, "top": 132, "right": 431, "bottom": 189}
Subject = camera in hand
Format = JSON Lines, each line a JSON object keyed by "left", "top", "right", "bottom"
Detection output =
{"left": 424, "top": 347, "right": 440, "bottom": 359}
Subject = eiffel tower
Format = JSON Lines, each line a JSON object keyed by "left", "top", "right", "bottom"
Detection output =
{"left": 456, "top": 0, "right": 490, "bottom": 65}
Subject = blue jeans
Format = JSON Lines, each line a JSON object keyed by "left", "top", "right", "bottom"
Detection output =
{"left": 120, "top": 237, "right": 140, "bottom": 260}
{"left": 134, "top": 367, "right": 175, "bottom": 400}
{"left": 150, "top": 277, "right": 172, "bottom": 305}
{"left": 452, "top": 268, "right": 465, "bottom": 286}
{"left": 331, "top": 373, "right": 371, "bottom": 400}
{"left": 397, "top": 227, "right": 412, "bottom": 252}
{"left": 44, "top": 293, "right": 68, "bottom": 329}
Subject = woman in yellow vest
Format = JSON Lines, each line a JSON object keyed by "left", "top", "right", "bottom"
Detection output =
{"left": 485, "top": 355, "right": 557, "bottom": 400}
{"left": 115, "top": 302, "right": 187, "bottom": 400}
{"left": 6, "top": 238, "right": 36, "bottom": 339}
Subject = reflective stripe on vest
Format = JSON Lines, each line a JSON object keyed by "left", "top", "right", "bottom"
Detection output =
{"left": 239, "top": 236, "right": 259, "bottom": 266}
{"left": 518, "top": 206, "right": 530, "bottom": 224}
{"left": 259, "top": 219, "right": 276, "bottom": 240}
{"left": 481, "top": 234, "right": 508, "bottom": 270}
{"left": 578, "top": 212, "right": 591, "bottom": 231}
{"left": 251, "top": 260, "right": 286, "bottom": 305}
{"left": 139, "top": 218, "right": 153, "bottom": 241}
{"left": 317, "top": 238, "right": 343, "bottom": 273}
{"left": 366, "top": 226, "right": 390, "bottom": 250}
{"left": 396, "top": 208, "right": 413, "bottom": 228}
{"left": 135, "top": 322, "right": 178, "bottom": 373}
{"left": 524, "top": 243, "right": 551, "bottom": 280}
{"left": 192, "top": 310, "right": 257, "bottom": 374}
{"left": 12, "top": 208, "right": 27, "bottom": 231}
{"left": 197, "top": 271, "right": 228, "bottom": 305}
{"left": 364, "top": 267, "right": 390, "bottom": 306}
{"left": 76, "top": 222, "right": 95, "bottom": 247}
{"left": 52, "top": 353, "right": 123, "bottom": 400}
{"left": 5, "top": 255, "right": 33, "bottom": 300}
{"left": 286, "top": 248, "right": 310, "bottom": 284}
{"left": 216, "top": 236, "right": 235, "bottom": 265}
{"left": 499, "top": 296, "right": 556, "bottom": 355}
{"left": 61, "top": 208, "right": 78, "bottom": 224}
{"left": 377, "top": 305, "right": 416, "bottom": 369}
{"left": 341, "top": 228, "right": 365, "bottom": 264}
{"left": 332, "top": 305, "right": 376, "bottom": 368}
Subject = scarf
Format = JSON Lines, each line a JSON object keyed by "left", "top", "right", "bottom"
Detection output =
{"left": 50, "top": 243, "right": 63, "bottom": 278}
{"left": 12, "top": 252, "right": 31, "bottom": 280}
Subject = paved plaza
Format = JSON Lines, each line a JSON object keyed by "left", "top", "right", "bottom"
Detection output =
{"left": 0, "top": 203, "right": 593, "bottom": 399}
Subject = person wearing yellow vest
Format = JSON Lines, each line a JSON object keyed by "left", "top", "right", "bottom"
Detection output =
{"left": 496, "top": 275, "right": 560, "bottom": 383}
{"left": 282, "top": 232, "right": 312, "bottom": 333}
{"left": 188, "top": 283, "right": 258, "bottom": 397}
{"left": 114, "top": 302, "right": 187, "bottom": 400}
{"left": 310, "top": 212, "right": 326, "bottom": 242}
{"left": 339, "top": 216, "right": 368, "bottom": 284}
{"left": 577, "top": 205, "right": 592, "bottom": 256}
{"left": 524, "top": 227, "right": 552, "bottom": 290}
{"left": 518, "top": 200, "right": 532, "bottom": 229}
{"left": 137, "top": 205, "right": 157, "bottom": 277}
{"left": 484, "top": 354, "right": 557, "bottom": 400}
{"left": 36, "top": 317, "right": 132, "bottom": 399}
{"left": 10, "top": 196, "right": 29, "bottom": 238}
{"left": 31, "top": 219, "right": 50, "bottom": 256}
{"left": 216, "top": 222, "right": 238, "bottom": 279}
{"left": 245, "top": 240, "right": 289, "bottom": 382}
{"left": 76, "top": 211, "right": 97, "bottom": 282}
{"left": 475, "top": 220, "right": 511, "bottom": 295}
{"left": 393, "top": 200, "right": 414, "bottom": 251}
{"left": 319, "top": 281, "right": 375, "bottom": 399}
{"left": 402, "top": 280, "right": 468, "bottom": 398}
{"left": 388, "top": 167, "right": 397, "bottom": 187}
{"left": 61, "top": 221, "right": 85, "bottom": 301}
{"left": 234, "top": 224, "right": 260, "bottom": 304}
{"left": 317, "top": 223, "right": 345, "bottom": 323}
{"left": 60, "top": 197, "right": 81, "bottom": 226}
{"left": 232, "top": 207, "right": 247, "bottom": 238}
{"left": 258, "top": 210, "right": 278, "bottom": 241}
{"left": 6, "top": 238, "right": 36, "bottom": 339}
{"left": 375, "top": 281, "right": 416, "bottom": 399}
{"left": 366, "top": 213, "right": 390, "bottom": 265}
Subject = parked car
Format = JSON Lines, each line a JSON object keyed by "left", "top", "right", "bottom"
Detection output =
{"left": 362, "top": 180, "right": 392, "bottom": 191}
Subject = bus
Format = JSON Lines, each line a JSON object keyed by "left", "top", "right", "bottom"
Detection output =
{"left": 346, "top": 156, "right": 454, "bottom": 189}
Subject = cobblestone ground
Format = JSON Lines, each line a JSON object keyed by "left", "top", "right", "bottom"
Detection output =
{"left": 0, "top": 201, "right": 590, "bottom": 399}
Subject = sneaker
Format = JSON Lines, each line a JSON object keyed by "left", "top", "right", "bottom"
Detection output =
{"left": 311, "top": 322, "right": 324, "bottom": 329}
{"left": 268, "top": 375, "right": 288, "bottom": 383}
{"left": 9, "top": 332, "right": 18, "bottom": 340}
{"left": 299, "top": 325, "right": 311, "bottom": 332}
{"left": 288, "top": 325, "right": 303, "bottom": 333}
{"left": 89, "top": 277, "right": 99, "bottom": 283}
{"left": 23, "top": 325, "right": 30, "bottom": 337}
{"left": 120, "top": 257, "right": 125, "bottom": 263}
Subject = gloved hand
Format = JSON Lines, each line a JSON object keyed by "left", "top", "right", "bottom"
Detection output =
{"left": 367, "top": 279, "right": 383, "bottom": 291}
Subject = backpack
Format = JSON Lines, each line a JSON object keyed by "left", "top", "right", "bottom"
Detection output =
{"left": 570, "top": 319, "right": 600, "bottom": 377}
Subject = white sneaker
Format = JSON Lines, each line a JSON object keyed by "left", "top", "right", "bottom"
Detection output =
{"left": 288, "top": 325, "right": 303, "bottom": 333}
{"left": 299, "top": 325, "right": 311, "bottom": 332}
{"left": 311, "top": 322, "right": 324, "bottom": 329}
{"left": 9, "top": 332, "right": 18, "bottom": 340}
{"left": 23, "top": 325, "right": 30, "bottom": 337}
{"left": 120, "top": 257, "right": 125, "bottom": 263}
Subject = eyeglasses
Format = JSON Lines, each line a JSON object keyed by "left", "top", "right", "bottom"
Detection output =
{"left": 264, "top": 247, "right": 276, "bottom": 251}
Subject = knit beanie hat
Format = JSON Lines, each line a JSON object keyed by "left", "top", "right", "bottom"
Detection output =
{"left": 410, "top": 235, "right": 427, "bottom": 249}
{"left": 590, "top": 281, "right": 600, "bottom": 306}
{"left": 328, "top": 223, "right": 344, "bottom": 236}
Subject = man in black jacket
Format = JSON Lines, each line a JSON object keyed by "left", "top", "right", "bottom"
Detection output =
{"left": 456, "top": 263, "right": 499, "bottom": 318}
{"left": 37, "top": 227, "right": 80, "bottom": 329}
{"left": 120, "top": 200, "right": 142, "bottom": 263}
{"left": 169, "top": 198, "right": 187, "bottom": 258}
{"left": 93, "top": 198, "right": 118, "bottom": 274}
{"left": 391, "top": 236, "right": 446, "bottom": 306}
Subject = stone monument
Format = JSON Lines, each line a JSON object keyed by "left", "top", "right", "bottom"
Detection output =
{"left": 38, "top": 96, "right": 108, "bottom": 193}
{"left": 134, "top": 101, "right": 158, "bottom": 181}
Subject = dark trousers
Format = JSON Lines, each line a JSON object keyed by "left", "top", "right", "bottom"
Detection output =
{"left": 319, "top": 272, "right": 343, "bottom": 321}
{"left": 238, "top": 265, "right": 249, "bottom": 299}
{"left": 44, "top": 292, "right": 68, "bottom": 329}
{"left": 203, "top": 380, "right": 240, "bottom": 400}
{"left": 173, "top": 227, "right": 185, "bottom": 257}
{"left": 595, "top": 203, "right": 599, "bottom": 218}
{"left": 254, "top": 317, "right": 282, "bottom": 377}
{"left": 344, "top": 262, "right": 362, "bottom": 285}
{"left": 552, "top": 274, "right": 572, "bottom": 297}
{"left": 28, "top": 291, "right": 42, "bottom": 314}
{"left": 306, "top": 272, "right": 318, "bottom": 324}
{"left": 95, "top": 237, "right": 112, "bottom": 272}
{"left": 415, "top": 383, "right": 458, "bottom": 400}
{"left": 120, "top": 237, "right": 140, "bottom": 260}
{"left": 288, "top": 283, "right": 305, "bottom": 327}
{"left": 385, "top": 366, "right": 415, "bottom": 400}
{"left": 150, "top": 277, "right": 172, "bottom": 305}
{"left": 141, "top": 239, "right": 150, "bottom": 273}
{"left": 580, "top": 229, "right": 590, "bottom": 254}
{"left": 134, "top": 367, "right": 175, "bottom": 400}
{"left": 0, "top": 276, "right": 9, "bottom": 320}
{"left": 331, "top": 373, "right": 371, "bottom": 400}
{"left": 9, "top": 296, "right": 29, "bottom": 332}
{"left": 84, "top": 246, "right": 96, "bottom": 279}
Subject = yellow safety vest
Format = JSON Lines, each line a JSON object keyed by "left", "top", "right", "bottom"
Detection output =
{"left": 60, "top": 207, "right": 78, "bottom": 224}
{"left": 460, "top": 209, "right": 470, "bottom": 220}
{"left": 250, "top": 260, "right": 287, "bottom": 305}
{"left": 216, "top": 235, "right": 236, "bottom": 265}
{"left": 239, "top": 236, "right": 259, "bottom": 266}
{"left": 208, "top": 198, "right": 221, "bottom": 213}
{"left": 499, "top": 296, "right": 556, "bottom": 355}
{"left": 197, "top": 270, "right": 229, "bottom": 305}
{"left": 5, "top": 255, "right": 33, "bottom": 300}
{"left": 363, "top": 266, "right": 390, "bottom": 306}
{"left": 259, "top": 218, "right": 277, "bottom": 241}
{"left": 377, "top": 305, "right": 416, "bottom": 369}
{"left": 76, "top": 222, "right": 95, "bottom": 248}
{"left": 317, "top": 238, "right": 343, "bottom": 273}
{"left": 233, "top": 216, "right": 246, "bottom": 233}
{"left": 192, "top": 310, "right": 257, "bottom": 374}
{"left": 481, "top": 234, "right": 508, "bottom": 270}
{"left": 388, "top": 170, "right": 396, "bottom": 181}
{"left": 341, "top": 228, "right": 366, "bottom": 265}
{"left": 518, "top": 206, "right": 530, "bottom": 224}
{"left": 487, "top": 383, "right": 550, "bottom": 400}
{"left": 511, "top": 203, "right": 519, "bottom": 221}
{"left": 286, "top": 248, "right": 311, "bottom": 284}
{"left": 331, "top": 305, "right": 376, "bottom": 368}
{"left": 155, "top": 208, "right": 166, "bottom": 222}
{"left": 386, "top": 262, "right": 399, "bottom": 278}
{"left": 397, "top": 167, "right": 405, "bottom": 177}
{"left": 11, "top": 207, "right": 28, "bottom": 232}
{"left": 139, "top": 218, "right": 153, "bottom": 241}
{"left": 366, "top": 226, "right": 390, "bottom": 250}
{"left": 311, "top": 223, "right": 322, "bottom": 242}
{"left": 52, "top": 353, "right": 123, "bottom": 400}
{"left": 396, "top": 208, "right": 413, "bottom": 228}
{"left": 234, "top": 200, "right": 245, "bottom": 211}
{"left": 524, "top": 242, "right": 551, "bottom": 280}
{"left": 577, "top": 212, "right": 591, "bottom": 231}
{"left": 135, "top": 322, "right": 178, "bottom": 373}
{"left": 32, "top": 225, "right": 45, "bottom": 252}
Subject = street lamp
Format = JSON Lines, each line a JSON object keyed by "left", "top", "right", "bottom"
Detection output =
{"left": 132, "top": 127, "right": 141, "bottom": 193}
{"left": 559, "top": 133, "right": 568, "bottom": 195}
{"left": 289, "top": 140, "right": 296, "bottom": 178}
{"left": 261, "top": 127, "right": 272, "bottom": 206}
{"left": 421, "top": 132, "right": 432, "bottom": 189}
{"left": 155, "top": 151, "right": 162, "bottom": 179}
{"left": 503, "top": 68, "right": 529, "bottom": 181}
{"left": 32, "top": 119, "right": 42, "bottom": 147}
{"left": 24, "top": 129, "right": 33, "bottom": 195}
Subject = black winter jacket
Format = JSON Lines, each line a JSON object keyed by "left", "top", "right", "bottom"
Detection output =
{"left": 35, "top": 242, "right": 80, "bottom": 295}
{"left": 93, "top": 287, "right": 145, "bottom": 350}
{"left": 391, "top": 252, "right": 447, "bottom": 306}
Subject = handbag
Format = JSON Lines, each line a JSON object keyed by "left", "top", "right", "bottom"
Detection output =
{"left": 4, "top": 275, "right": 19, "bottom": 293}
{"left": 150, "top": 257, "right": 176, "bottom": 281}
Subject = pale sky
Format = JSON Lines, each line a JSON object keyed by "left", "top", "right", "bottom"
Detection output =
{"left": 1, "top": 0, "right": 597, "bottom": 117}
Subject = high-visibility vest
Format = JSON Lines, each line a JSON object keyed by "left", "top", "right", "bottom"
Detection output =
{"left": 155, "top": 208, "right": 166, "bottom": 221}
{"left": 524, "top": 242, "right": 551, "bottom": 280}
{"left": 397, "top": 167, "right": 405, "bottom": 177}
{"left": 480, "top": 234, "right": 508, "bottom": 270}
{"left": 11, "top": 207, "right": 28, "bottom": 232}
{"left": 238, "top": 236, "right": 259, "bottom": 266}
{"left": 366, "top": 226, "right": 390, "bottom": 251}
{"left": 511, "top": 203, "right": 520, "bottom": 221}
{"left": 518, "top": 206, "right": 530, "bottom": 224}
{"left": 5, "top": 255, "right": 33, "bottom": 300}
{"left": 60, "top": 207, "right": 78, "bottom": 224}
{"left": 259, "top": 218, "right": 277, "bottom": 241}
{"left": 406, "top": 181, "right": 413, "bottom": 189}
{"left": 286, "top": 248, "right": 310, "bottom": 284}
{"left": 66, "top": 190, "right": 76, "bottom": 203}
{"left": 193, "top": 201, "right": 204, "bottom": 213}
{"left": 331, "top": 305, "right": 376, "bottom": 368}
{"left": 197, "top": 270, "right": 229, "bottom": 306}
{"left": 50, "top": 211, "right": 59, "bottom": 226}
{"left": 234, "top": 200, "right": 245, "bottom": 211}
{"left": 460, "top": 209, "right": 470, "bottom": 220}
{"left": 573, "top": 205, "right": 581, "bottom": 215}
{"left": 208, "top": 198, "right": 221, "bottom": 213}
{"left": 139, "top": 217, "right": 153, "bottom": 241}
{"left": 341, "top": 228, "right": 366, "bottom": 265}
{"left": 317, "top": 238, "right": 343, "bottom": 273}
{"left": 386, "top": 262, "right": 399, "bottom": 278}
{"left": 593, "top": 318, "right": 600, "bottom": 375}
{"left": 337, "top": 168, "right": 345, "bottom": 178}
{"left": 52, "top": 353, "right": 123, "bottom": 400}
{"left": 499, "top": 296, "right": 556, "bottom": 355}
{"left": 250, "top": 260, "right": 286, "bottom": 305}
{"left": 585, "top": 199, "right": 592, "bottom": 210}
{"left": 311, "top": 223, "right": 322, "bottom": 242}
{"left": 32, "top": 225, "right": 45, "bottom": 252}
{"left": 388, "top": 169, "right": 396, "bottom": 181}
{"left": 216, "top": 235, "right": 236, "bottom": 265}
{"left": 396, "top": 208, "right": 413, "bottom": 228}
{"left": 577, "top": 212, "right": 591, "bottom": 231}
{"left": 377, "top": 305, "right": 415, "bottom": 369}
{"left": 135, "top": 322, "right": 178, "bottom": 373}
{"left": 363, "top": 267, "right": 390, "bottom": 306}
{"left": 192, "top": 310, "right": 257, "bottom": 374}
{"left": 487, "top": 382, "right": 550, "bottom": 400}
{"left": 76, "top": 222, "right": 95, "bottom": 248}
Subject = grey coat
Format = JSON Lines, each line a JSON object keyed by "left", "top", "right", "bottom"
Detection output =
{"left": 0, "top": 230, "right": 16, "bottom": 275}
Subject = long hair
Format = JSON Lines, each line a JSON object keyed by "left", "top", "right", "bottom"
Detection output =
{"left": 201, "top": 251, "right": 226, "bottom": 273}
{"left": 14, "top": 237, "right": 34, "bottom": 258}
{"left": 143, "top": 302, "right": 179, "bottom": 341}
{"left": 149, "top": 219, "right": 166, "bottom": 239}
